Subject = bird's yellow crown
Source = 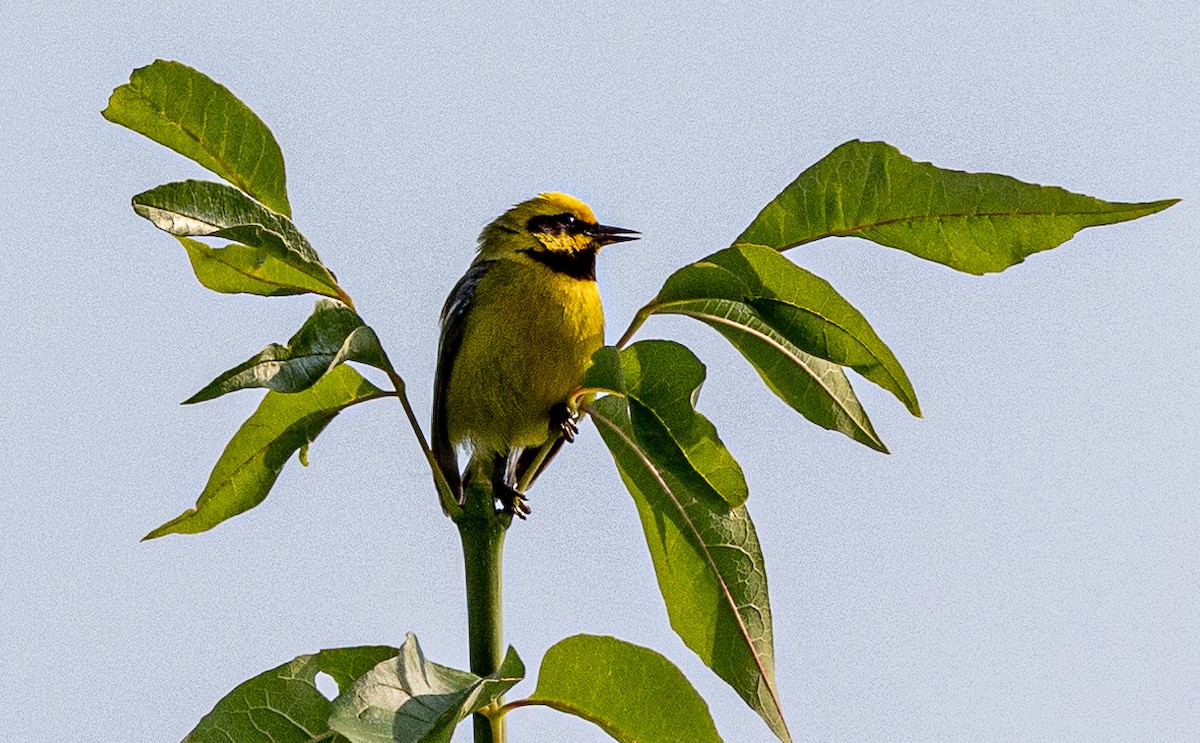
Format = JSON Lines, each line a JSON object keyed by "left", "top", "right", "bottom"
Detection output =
{"left": 536, "top": 191, "right": 596, "bottom": 224}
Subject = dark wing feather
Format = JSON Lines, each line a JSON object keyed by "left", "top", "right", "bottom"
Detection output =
{"left": 431, "top": 259, "right": 493, "bottom": 506}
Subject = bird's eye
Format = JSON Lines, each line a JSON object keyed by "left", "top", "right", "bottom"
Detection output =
{"left": 527, "top": 213, "right": 585, "bottom": 235}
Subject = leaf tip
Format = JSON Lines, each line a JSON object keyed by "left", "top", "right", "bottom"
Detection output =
{"left": 141, "top": 524, "right": 172, "bottom": 542}
{"left": 143, "top": 507, "right": 199, "bottom": 541}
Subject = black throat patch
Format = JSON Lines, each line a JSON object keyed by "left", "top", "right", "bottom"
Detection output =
{"left": 522, "top": 248, "right": 597, "bottom": 280}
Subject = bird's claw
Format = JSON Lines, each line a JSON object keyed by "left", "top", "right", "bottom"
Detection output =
{"left": 551, "top": 402, "right": 578, "bottom": 443}
{"left": 496, "top": 484, "right": 532, "bottom": 520}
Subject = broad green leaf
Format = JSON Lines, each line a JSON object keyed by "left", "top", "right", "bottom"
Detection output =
{"left": 104, "top": 60, "right": 292, "bottom": 216}
{"left": 134, "top": 179, "right": 319, "bottom": 263}
{"left": 587, "top": 396, "right": 790, "bottom": 743}
{"left": 185, "top": 299, "right": 393, "bottom": 404}
{"left": 133, "top": 180, "right": 347, "bottom": 304}
{"left": 706, "top": 311, "right": 884, "bottom": 451}
{"left": 183, "top": 645, "right": 398, "bottom": 743}
{"left": 584, "top": 342, "right": 747, "bottom": 508}
{"left": 177, "top": 236, "right": 340, "bottom": 298}
{"left": 629, "top": 287, "right": 885, "bottom": 451}
{"left": 736, "top": 139, "right": 1178, "bottom": 274}
{"left": 328, "top": 632, "right": 524, "bottom": 743}
{"left": 526, "top": 634, "right": 723, "bottom": 743}
{"left": 656, "top": 244, "right": 920, "bottom": 417}
{"left": 144, "top": 365, "right": 387, "bottom": 539}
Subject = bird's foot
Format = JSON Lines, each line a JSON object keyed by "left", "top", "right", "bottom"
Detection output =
{"left": 550, "top": 402, "right": 578, "bottom": 443}
{"left": 495, "top": 483, "right": 532, "bottom": 520}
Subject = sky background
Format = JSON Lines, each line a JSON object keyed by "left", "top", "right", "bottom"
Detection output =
{"left": 2, "top": 1, "right": 1197, "bottom": 741}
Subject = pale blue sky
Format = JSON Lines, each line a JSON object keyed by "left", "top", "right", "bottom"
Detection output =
{"left": 2, "top": 2, "right": 1197, "bottom": 741}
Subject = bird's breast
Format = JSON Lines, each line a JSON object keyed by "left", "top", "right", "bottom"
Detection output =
{"left": 446, "top": 260, "right": 604, "bottom": 453}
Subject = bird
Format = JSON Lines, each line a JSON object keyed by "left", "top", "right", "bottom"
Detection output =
{"left": 431, "top": 192, "right": 638, "bottom": 518}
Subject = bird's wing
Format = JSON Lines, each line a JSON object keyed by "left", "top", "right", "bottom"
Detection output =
{"left": 431, "top": 259, "right": 493, "bottom": 504}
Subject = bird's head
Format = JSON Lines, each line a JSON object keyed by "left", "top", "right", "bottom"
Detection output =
{"left": 478, "top": 192, "right": 639, "bottom": 266}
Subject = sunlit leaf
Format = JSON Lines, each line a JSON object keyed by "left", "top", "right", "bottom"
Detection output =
{"left": 736, "top": 139, "right": 1178, "bottom": 274}
{"left": 133, "top": 180, "right": 348, "bottom": 305}
{"left": 104, "top": 59, "right": 292, "bottom": 216}
{"left": 182, "top": 646, "right": 397, "bottom": 743}
{"left": 175, "top": 236, "right": 340, "bottom": 298}
{"left": 585, "top": 342, "right": 747, "bottom": 507}
{"left": 587, "top": 396, "right": 790, "bottom": 743}
{"left": 655, "top": 243, "right": 919, "bottom": 417}
{"left": 526, "top": 634, "right": 723, "bottom": 743}
{"left": 328, "top": 633, "right": 524, "bottom": 743}
{"left": 632, "top": 290, "right": 885, "bottom": 451}
{"left": 144, "top": 365, "right": 387, "bottom": 539}
{"left": 185, "top": 299, "right": 393, "bottom": 403}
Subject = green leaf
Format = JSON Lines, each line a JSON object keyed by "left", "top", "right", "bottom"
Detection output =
{"left": 176, "top": 236, "right": 342, "bottom": 298}
{"left": 144, "top": 365, "right": 387, "bottom": 539}
{"left": 185, "top": 299, "right": 394, "bottom": 404}
{"left": 182, "top": 645, "right": 398, "bottom": 743}
{"left": 330, "top": 326, "right": 394, "bottom": 375}
{"left": 587, "top": 396, "right": 791, "bottom": 743}
{"left": 631, "top": 274, "right": 885, "bottom": 451}
{"left": 104, "top": 60, "right": 292, "bottom": 216}
{"left": 328, "top": 632, "right": 524, "bottom": 743}
{"left": 584, "top": 342, "right": 748, "bottom": 508}
{"left": 133, "top": 180, "right": 348, "bottom": 304}
{"left": 525, "top": 634, "right": 723, "bottom": 743}
{"left": 736, "top": 139, "right": 1178, "bottom": 274}
{"left": 656, "top": 244, "right": 920, "bottom": 417}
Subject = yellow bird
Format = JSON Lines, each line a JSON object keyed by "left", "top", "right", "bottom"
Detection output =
{"left": 432, "top": 192, "right": 638, "bottom": 517}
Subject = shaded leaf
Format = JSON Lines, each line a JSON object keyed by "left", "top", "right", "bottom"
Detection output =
{"left": 736, "top": 139, "right": 1178, "bottom": 274}
{"left": 328, "top": 633, "right": 524, "bottom": 743}
{"left": 185, "top": 299, "right": 393, "bottom": 404}
{"left": 587, "top": 396, "right": 790, "bottom": 743}
{"left": 183, "top": 645, "right": 398, "bottom": 743}
{"left": 331, "top": 325, "right": 394, "bottom": 375}
{"left": 104, "top": 59, "right": 292, "bottom": 216}
{"left": 144, "top": 365, "right": 387, "bottom": 539}
{"left": 584, "top": 342, "right": 747, "bottom": 507}
{"left": 527, "top": 634, "right": 723, "bottom": 743}
{"left": 133, "top": 180, "right": 347, "bottom": 303}
{"left": 656, "top": 244, "right": 920, "bottom": 417}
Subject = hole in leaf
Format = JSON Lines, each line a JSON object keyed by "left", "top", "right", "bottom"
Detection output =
{"left": 315, "top": 672, "right": 339, "bottom": 700}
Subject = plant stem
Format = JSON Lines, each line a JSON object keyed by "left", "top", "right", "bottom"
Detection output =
{"left": 614, "top": 301, "right": 654, "bottom": 349}
{"left": 455, "top": 483, "right": 509, "bottom": 743}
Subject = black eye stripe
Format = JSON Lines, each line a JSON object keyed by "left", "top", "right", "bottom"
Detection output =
{"left": 527, "top": 213, "right": 588, "bottom": 236}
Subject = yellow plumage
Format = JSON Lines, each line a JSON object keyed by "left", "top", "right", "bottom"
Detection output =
{"left": 446, "top": 259, "right": 604, "bottom": 453}
{"left": 432, "top": 192, "right": 638, "bottom": 517}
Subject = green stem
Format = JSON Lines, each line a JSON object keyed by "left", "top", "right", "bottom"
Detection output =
{"left": 456, "top": 483, "right": 509, "bottom": 743}
{"left": 385, "top": 370, "right": 461, "bottom": 517}
{"left": 614, "top": 302, "right": 655, "bottom": 349}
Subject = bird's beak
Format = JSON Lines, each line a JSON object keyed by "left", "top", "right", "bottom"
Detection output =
{"left": 587, "top": 224, "right": 640, "bottom": 246}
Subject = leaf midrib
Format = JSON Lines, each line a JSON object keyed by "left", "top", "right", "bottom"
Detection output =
{"left": 588, "top": 403, "right": 789, "bottom": 741}
{"left": 752, "top": 297, "right": 918, "bottom": 414}
{"left": 742, "top": 201, "right": 1173, "bottom": 250}
{"left": 654, "top": 301, "right": 882, "bottom": 448}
